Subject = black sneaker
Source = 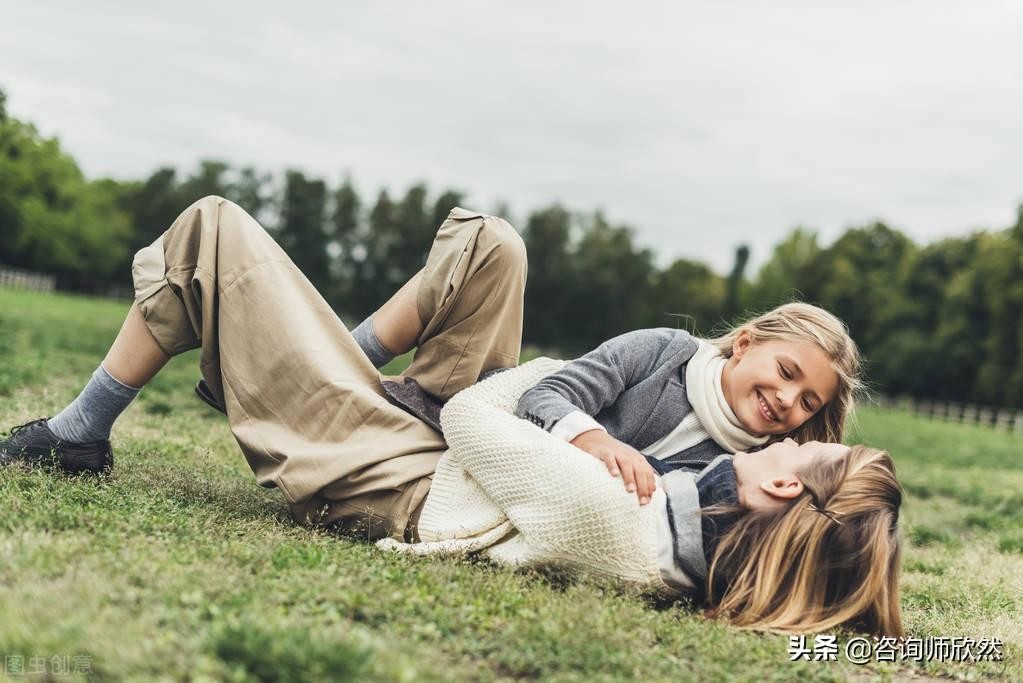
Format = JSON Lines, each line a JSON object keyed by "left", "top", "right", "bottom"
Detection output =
{"left": 0, "top": 417, "right": 114, "bottom": 474}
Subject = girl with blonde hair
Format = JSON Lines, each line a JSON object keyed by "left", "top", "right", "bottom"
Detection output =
{"left": 389, "top": 361, "right": 902, "bottom": 636}
{"left": 705, "top": 443, "right": 902, "bottom": 635}
{"left": 707, "top": 302, "right": 863, "bottom": 444}
{"left": 516, "top": 302, "right": 863, "bottom": 507}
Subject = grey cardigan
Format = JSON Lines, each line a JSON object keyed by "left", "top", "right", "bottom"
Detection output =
{"left": 514, "top": 328, "right": 727, "bottom": 474}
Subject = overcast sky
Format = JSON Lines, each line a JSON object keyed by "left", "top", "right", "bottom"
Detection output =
{"left": 2, "top": 1, "right": 1020, "bottom": 271}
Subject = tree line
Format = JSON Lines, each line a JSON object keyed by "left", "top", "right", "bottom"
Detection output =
{"left": 2, "top": 87, "right": 1022, "bottom": 407}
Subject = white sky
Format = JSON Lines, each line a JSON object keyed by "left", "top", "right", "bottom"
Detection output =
{"left": 2, "top": 1, "right": 1021, "bottom": 271}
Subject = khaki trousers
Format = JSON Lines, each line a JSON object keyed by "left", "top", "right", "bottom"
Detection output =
{"left": 131, "top": 197, "right": 526, "bottom": 541}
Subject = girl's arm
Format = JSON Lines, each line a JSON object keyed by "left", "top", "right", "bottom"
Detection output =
{"left": 440, "top": 360, "right": 664, "bottom": 583}
{"left": 513, "top": 327, "right": 680, "bottom": 434}
{"left": 513, "top": 328, "right": 684, "bottom": 502}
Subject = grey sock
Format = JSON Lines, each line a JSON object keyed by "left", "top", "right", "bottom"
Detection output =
{"left": 351, "top": 314, "right": 397, "bottom": 369}
{"left": 47, "top": 364, "right": 141, "bottom": 443}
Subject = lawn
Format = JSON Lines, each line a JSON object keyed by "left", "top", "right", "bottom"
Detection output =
{"left": 0, "top": 287, "right": 1019, "bottom": 682}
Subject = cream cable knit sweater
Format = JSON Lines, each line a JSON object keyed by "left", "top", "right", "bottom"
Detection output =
{"left": 377, "top": 357, "right": 680, "bottom": 594}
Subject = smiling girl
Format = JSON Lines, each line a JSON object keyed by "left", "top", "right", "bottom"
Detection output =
{"left": 515, "top": 303, "right": 862, "bottom": 505}
{"left": 395, "top": 358, "right": 901, "bottom": 635}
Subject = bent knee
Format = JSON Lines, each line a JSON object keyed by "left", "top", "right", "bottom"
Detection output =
{"left": 188, "top": 195, "right": 264, "bottom": 236}
{"left": 174, "top": 195, "right": 232, "bottom": 230}
{"left": 188, "top": 195, "right": 228, "bottom": 212}
{"left": 191, "top": 195, "right": 259, "bottom": 222}
{"left": 484, "top": 216, "right": 528, "bottom": 274}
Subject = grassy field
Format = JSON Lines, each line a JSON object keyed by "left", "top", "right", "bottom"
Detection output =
{"left": 0, "top": 287, "right": 1019, "bottom": 682}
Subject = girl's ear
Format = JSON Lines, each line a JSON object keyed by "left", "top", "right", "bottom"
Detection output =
{"left": 760, "top": 475, "right": 804, "bottom": 501}
{"left": 732, "top": 329, "right": 753, "bottom": 359}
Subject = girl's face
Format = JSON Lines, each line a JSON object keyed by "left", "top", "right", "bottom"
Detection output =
{"left": 721, "top": 332, "right": 839, "bottom": 436}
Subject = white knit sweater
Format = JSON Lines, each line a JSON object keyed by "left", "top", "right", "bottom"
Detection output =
{"left": 377, "top": 357, "right": 679, "bottom": 594}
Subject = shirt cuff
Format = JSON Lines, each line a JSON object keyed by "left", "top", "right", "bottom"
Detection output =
{"left": 551, "top": 410, "right": 608, "bottom": 443}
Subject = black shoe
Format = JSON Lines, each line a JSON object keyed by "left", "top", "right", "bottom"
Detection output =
{"left": 0, "top": 417, "right": 114, "bottom": 474}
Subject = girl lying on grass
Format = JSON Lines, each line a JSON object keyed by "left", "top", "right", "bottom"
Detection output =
{"left": 384, "top": 355, "right": 904, "bottom": 636}
{"left": 0, "top": 196, "right": 900, "bottom": 635}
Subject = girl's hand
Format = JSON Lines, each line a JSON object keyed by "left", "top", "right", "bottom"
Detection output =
{"left": 570, "top": 430, "right": 656, "bottom": 505}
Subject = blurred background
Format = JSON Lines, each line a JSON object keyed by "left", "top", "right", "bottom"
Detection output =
{"left": 1, "top": 1, "right": 1021, "bottom": 407}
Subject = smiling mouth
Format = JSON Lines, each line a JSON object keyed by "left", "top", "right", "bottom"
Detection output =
{"left": 757, "top": 391, "right": 779, "bottom": 423}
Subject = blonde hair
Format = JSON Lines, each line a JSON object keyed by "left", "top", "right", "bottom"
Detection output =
{"left": 705, "top": 445, "right": 904, "bottom": 636}
{"left": 709, "top": 302, "right": 862, "bottom": 443}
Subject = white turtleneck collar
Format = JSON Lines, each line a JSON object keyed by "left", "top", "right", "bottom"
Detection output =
{"left": 684, "top": 340, "right": 769, "bottom": 454}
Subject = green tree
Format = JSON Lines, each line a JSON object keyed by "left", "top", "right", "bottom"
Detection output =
{"left": 1007, "top": 205, "right": 1023, "bottom": 405}
{"left": 277, "top": 170, "right": 330, "bottom": 295}
{"left": 0, "top": 103, "right": 132, "bottom": 290}
{"left": 974, "top": 228, "right": 1023, "bottom": 405}
{"left": 654, "top": 258, "right": 726, "bottom": 336}
{"left": 392, "top": 183, "right": 435, "bottom": 277}
{"left": 723, "top": 244, "right": 751, "bottom": 321}
{"left": 116, "top": 167, "right": 182, "bottom": 273}
{"left": 178, "top": 160, "right": 231, "bottom": 203}
{"left": 817, "top": 222, "right": 915, "bottom": 350}
{"left": 229, "top": 166, "right": 274, "bottom": 224}
{"left": 751, "top": 228, "right": 823, "bottom": 307}
{"left": 868, "top": 235, "right": 978, "bottom": 396}
{"left": 354, "top": 189, "right": 400, "bottom": 317}
{"left": 521, "top": 205, "right": 574, "bottom": 348}
{"left": 431, "top": 190, "right": 465, "bottom": 236}
{"left": 930, "top": 246, "right": 989, "bottom": 403}
{"left": 329, "top": 176, "right": 363, "bottom": 315}
{"left": 564, "top": 211, "right": 656, "bottom": 351}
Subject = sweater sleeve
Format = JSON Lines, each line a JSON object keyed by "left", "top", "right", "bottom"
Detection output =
{"left": 514, "top": 328, "right": 678, "bottom": 433}
{"left": 440, "top": 361, "right": 665, "bottom": 584}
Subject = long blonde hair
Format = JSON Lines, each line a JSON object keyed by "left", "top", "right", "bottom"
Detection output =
{"left": 709, "top": 302, "right": 862, "bottom": 443}
{"left": 704, "top": 445, "right": 903, "bottom": 636}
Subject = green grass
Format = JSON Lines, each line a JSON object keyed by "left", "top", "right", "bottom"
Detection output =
{"left": 1, "top": 287, "right": 1020, "bottom": 682}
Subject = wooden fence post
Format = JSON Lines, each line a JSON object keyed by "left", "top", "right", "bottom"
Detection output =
{"left": 0, "top": 264, "right": 56, "bottom": 293}
{"left": 870, "top": 395, "right": 1019, "bottom": 434}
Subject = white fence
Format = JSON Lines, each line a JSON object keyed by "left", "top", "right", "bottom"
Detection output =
{"left": 0, "top": 264, "right": 134, "bottom": 299}
{"left": 0, "top": 264, "right": 56, "bottom": 292}
{"left": 872, "top": 394, "right": 1023, "bottom": 435}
